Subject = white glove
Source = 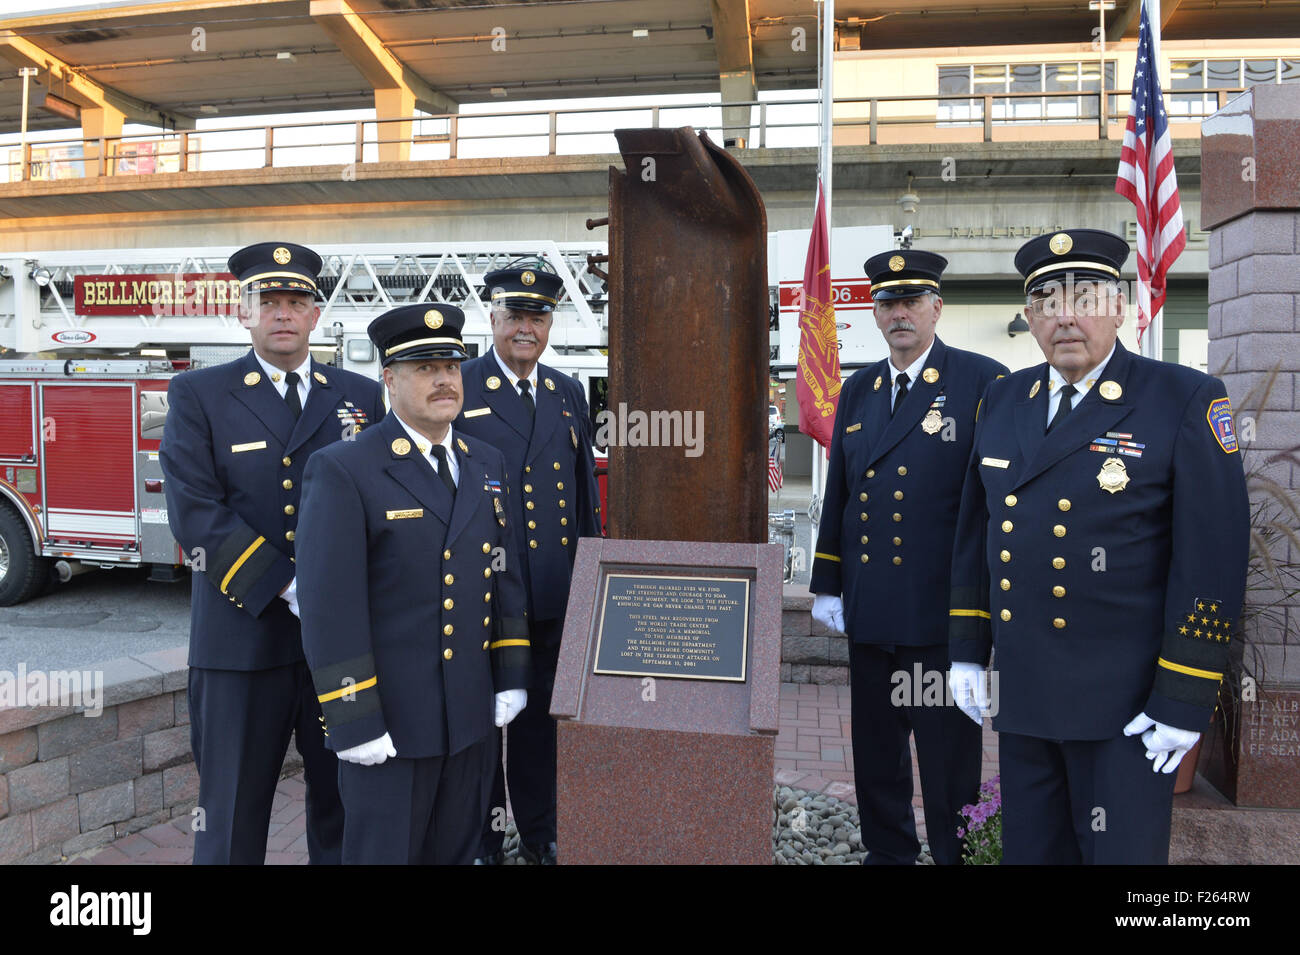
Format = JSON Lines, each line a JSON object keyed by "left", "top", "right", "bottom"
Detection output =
{"left": 281, "top": 577, "right": 299, "bottom": 618}
{"left": 948, "top": 662, "right": 988, "bottom": 726}
{"left": 336, "top": 731, "right": 396, "bottom": 766}
{"left": 495, "top": 689, "right": 527, "bottom": 727}
{"left": 1123, "top": 712, "right": 1201, "bottom": 774}
{"left": 811, "top": 594, "right": 845, "bottom": 635}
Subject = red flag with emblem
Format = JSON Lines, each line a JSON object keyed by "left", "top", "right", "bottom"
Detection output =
{"left": 796, "top": 181, "right": 841, "bottom": 451}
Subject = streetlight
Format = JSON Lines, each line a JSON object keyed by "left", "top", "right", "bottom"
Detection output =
{"left": 18, "top": 66, "right": 38, "bottom": 180}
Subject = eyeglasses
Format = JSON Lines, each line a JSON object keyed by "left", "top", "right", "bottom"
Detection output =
{"left": 1027, "top": 283, "right": 1121, "bottom": 319}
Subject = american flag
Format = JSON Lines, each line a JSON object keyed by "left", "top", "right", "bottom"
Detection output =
{"left": 1115, "top": 0, "right": 1185, "bottom": 345}
{"left": 768, "top": 453, "right": 783, "bottom": 492}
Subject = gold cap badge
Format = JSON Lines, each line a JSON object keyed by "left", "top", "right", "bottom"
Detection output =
{"left": 1029, "top": 380, "right": 1041, "bottom": 399}
{"left": 1097, "top": 457, "right": 1129, "bottom": 494}
{"left": 521, "top": 270, "right": 536, "bottom": 285}
{"left": 456, "top": 437, "right": 469, "bottom": 454}
{"left": 424, "top": 309, "right": 443, "bottom": 329}
{"left": 273, "top": 246, "right": 291, "bottom": 265}
{"left": 544, "top": 377, "right": 555, "bottom": 391}
{"left": 1049, "top": 233, "right": 1073, "bottom": 255}
{"left": 1098, "top": 380, "right": 1122, "bottom": 401}
{"left": 313, "top": 371, "right": 327, "bottom": 385}
{"left": 244, "top": 371, "right": 261, "bottom": 386}
{"left": 873, "top": 375, "right": 883, "bottom": 391}
{"left": 922, "top": 367, "right": 939, "bottom": 384}
{"left": 888, "top": 255, "right": 905, "bottom": 272}
{"left": 485, "top": 376, "right": 501, "bottom": 391}
{"left": 391, "top": 437, "right": 411, "bottom": 456}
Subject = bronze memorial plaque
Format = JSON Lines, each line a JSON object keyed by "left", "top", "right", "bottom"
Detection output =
{"left": 592, "top": 573, "right": 750, "bottom": 681}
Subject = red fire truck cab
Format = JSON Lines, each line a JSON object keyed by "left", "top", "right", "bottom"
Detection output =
{"left": 0, "top": 359, "right": 182, "bottom": 605}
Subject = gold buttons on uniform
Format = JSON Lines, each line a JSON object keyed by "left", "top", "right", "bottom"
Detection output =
{"left": 1052, "top": 557, "right": 1065, "bottom": 569}
{"left": 285, "top": 531, "right": 295, "bottom": 542}
{"left": 866, "top": 469, "right": 876, "bottom": 479}
{"left": 443, "top": 624, "right": 453, "bottom": 636}
{"left": 558, "top": 500, "right": 566, "bottom": 508}
{"left": 1053, "top": 525, "right": 1066, "bottom": 538}
{"left": 1053, "top": 618, "right": 1066, "bottom": 629}
{"left": 529, "top": 540, "right": 538, "bottom": 549}
{"left": 443, "top": 549, "right": 451, "bottom": 560}
{"left": 1002, "top": 521, "right": 1013, "bottom": 533}
{"left": 553, "top": 462, "right": 561, "bottom": 470}
{"left": 483, "top": 568, "right": 492, "bottom": 578}
{"left": 525, "top": 465, "right": 531, "bottom": 473}
{"left": 524, "top": 484, "right": 533, "bottom": 493}
{"left": 1058, "top": 499, "right": 1071, "bottom": 512}
{"left": 526, "top": 501, "right": 535, "bottom": 510}
{"left": 483, "top": 640, "right": 490, "bottom": 650}
{"left": 1005, "top": 495, "right": 1017, "bottom": 507}
{"left": 528, "top": 520, "right": 537, "bottom": 529}
{"left": 560, "top": 518, "right": 567, "bottom": 526}
{"left": 561, "top": 537, "right": 568, "bottom": 545}
{"left": 892, "top": 556, "right": 902, "bottom": 565}
{"left": 1000, "top": 579, "right": 1011, "bottom": 591}
{"left": 484, "top": 593, "right": 491, "bottom": 603}
{"left": 861, "top": 535, "right": 868, "bottom": 545}
{"left": 1000, "top": 550, "right": 1011, "bottom": 563}
{"left": 897, "top": 466, "right": 907, "bottom": 476}
{"left": 483, "top": 617, "right": 490, "bottom": 627}
{"left": 860, "top": 513, "right": 868, "bottom": 522}
{"left": 284, "top": 505, "right": 295, "bottom": 515}
{"left": 1000, "top": 609, "right": 1012, "bottom": 622}
{"left": 444, "top": 574, "right": 454, "bottom": 585}
{"left": 443, "top": 598, "right": 454, "bottom": 610}
{"left": 859, "top": 492, "right": 868, "bottom": 502}
{"left": 892, "top": 513, "right": 902, "bottom": 522}
{"left": 1053, "top": 586, "right": 1066, "bottom": 598}
{"left": 557, "top": 482, "right": 564, "bottom": 490}
{"left": 443, "top": 648, "right": 454, "bottom": 659}
{"left": 894, "top": 491, "right": 903, "bottom": 501}
{"left": 482, "top": 542, "right": 491, "bottom": 554}
{"left": 282, "top": 456, "right": 292, "bottom": 467}
{"left": 861, "top": 554, "right": 869, "bottom": 563}
{"left": 282, "top": 479, "right": 293, "bottom": 490}
{"left": 893, "top": 537, "right": 901, "bottom": 546}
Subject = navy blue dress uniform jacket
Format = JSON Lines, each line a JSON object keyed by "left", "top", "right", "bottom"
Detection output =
{"left": 454, "top": 348, "right": 600, "bottom": 622}
{"left": 160, "top": 350, "right": 386, "bottom": 671}
{"left": 810, "top": 337, "right": 1009, "bottom": 646}
{"left": 948, "top": 341, "right": 1250, "bottom": 739}
{"left": 295, "top": 412, "right": 532, "bottom": 758}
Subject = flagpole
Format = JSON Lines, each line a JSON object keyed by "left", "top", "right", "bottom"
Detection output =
{"left": 1143, "top": 0, "right": 1164, "bottom": 361}
{"left": 810, "top": 0, "right": 835, "bottom": 527}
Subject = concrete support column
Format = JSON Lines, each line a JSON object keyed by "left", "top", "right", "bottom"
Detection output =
{"left": 720, "top": 70, "right": 755, "bottom": 148}
{"left": 374, "top": 87, "right": 414, "bottom": 163}
{"left": 80, "top": 104, "right": 126, "bottom": 177}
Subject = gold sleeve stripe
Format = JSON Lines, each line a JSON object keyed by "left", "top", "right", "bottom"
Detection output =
{"left": 220, "top": 536, "right": 266, "bottom": 593}
{"left": 814, "top": 552, "right": 841, "bottom": 563}
{"left": 317, "top": 675, "right": 378, "bottom": 703}
{"left": 950, "top": 609, "right": 992, "bottom": 619}
{"left": 490, "top": 639, "right": 531, "bottom": 649}
{"left": 1157, "top": 658, "right": 1223, "bottom": 681}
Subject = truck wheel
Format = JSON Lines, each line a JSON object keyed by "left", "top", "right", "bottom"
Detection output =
{"left": 0, "top": 505, "right": 51, "bottom": 606}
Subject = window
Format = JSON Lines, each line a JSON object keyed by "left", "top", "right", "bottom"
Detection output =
{"left": 937, "top": 61, "right": 1117, "bottom": 125}
{"left": 1167, "top": 57, "right": 1293, "bottom": 117}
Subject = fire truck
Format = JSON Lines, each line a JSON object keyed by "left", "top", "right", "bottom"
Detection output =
{"left": 0, "top": 242, "right": 611, "bottom": 605}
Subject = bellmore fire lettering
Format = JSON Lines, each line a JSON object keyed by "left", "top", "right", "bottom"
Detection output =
{"left": 49, "top": 886, "right": 151, "bottom": 936}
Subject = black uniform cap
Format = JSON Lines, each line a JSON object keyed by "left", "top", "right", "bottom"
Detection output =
{"left": 483, "top": 256, "right": 564, "bottom": 312}
{"left": 864, "top": 249, "right": 948, "bottom": 301}
{"left": 1015, "top": 229, "right": 1131, "bottom": 295}
{"left": 368, "top": 304, "right": 469, "bottom": 366}
{"left": 228, "top": 242, "right": 322, "bottom": 297}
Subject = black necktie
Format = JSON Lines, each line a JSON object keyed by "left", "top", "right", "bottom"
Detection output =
{"left": 892, "top": 372, "right": 909, "bottom": 417}
{"left": 519, "top": 379, "right": 536, "bottom": 419}
{"left": 1047, "top": 384, "right": 1077, "bottom": 434}
{"left": 283, "top": 371, "right": 302, "bottom": 420}
{"left": 431, "top": 445, "right": 456, "bottom": 498}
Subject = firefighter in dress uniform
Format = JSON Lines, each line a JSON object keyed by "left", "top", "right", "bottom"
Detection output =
{"left": 947, "top": 229, "right": 1249, "bottom": 864}
{"left": 295, "top": 303, "right": 532, "bottom": 864}
{"left": 456, "top": 258, "right": 600, "bottom": 865}
{"left": 810, "top": 250, "right": 1009, "bottom": 865}
{"left": 160, "top": 242, "right": 386, "bottom": 864}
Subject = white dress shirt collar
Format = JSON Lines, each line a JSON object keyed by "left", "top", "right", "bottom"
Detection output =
{"left": 493, "top": 347, "right": 538, "bottom": 397}
{"left": 889, "top": 338, "right": 936, "bottom": 401}
{"left": 392, "top": 412, "right": 459, "bottom": 485}
{"left": 253, "top": 350, "right": 312, "bottom": 400}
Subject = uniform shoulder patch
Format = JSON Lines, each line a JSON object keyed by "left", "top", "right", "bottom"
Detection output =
{"left": 1207, "top": 396, "right": 1238, "bottom": 454}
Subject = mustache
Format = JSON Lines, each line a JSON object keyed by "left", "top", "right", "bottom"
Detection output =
{"left": 888, "top": 320, "right": 916, "bottom": 333}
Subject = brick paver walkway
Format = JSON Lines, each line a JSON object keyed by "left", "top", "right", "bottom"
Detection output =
{"left": 73, "top": 682, "right": 999, "bottom": 864}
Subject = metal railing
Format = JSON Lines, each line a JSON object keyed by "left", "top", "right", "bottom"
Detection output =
{"left": 0, "top": 88, "right": 1247, "bottom": 184}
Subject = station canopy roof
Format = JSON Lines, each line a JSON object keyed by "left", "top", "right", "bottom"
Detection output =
{"left": 0, "top": 0, "right": 1296, "bottom": 134}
